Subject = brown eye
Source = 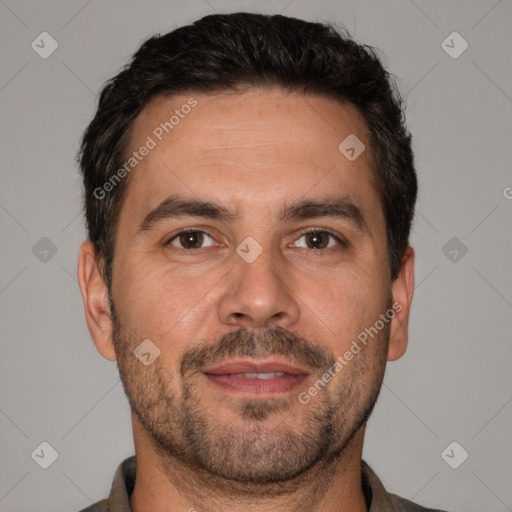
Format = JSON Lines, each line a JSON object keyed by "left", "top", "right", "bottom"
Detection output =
{"left": 168, "top": 231, "right": 214, "bottom": 249}
{"left": 292, "top": 230, "right": 341, "bottom": 250}
{"left": 305, "top": 231, "right": 330, "bottom": 249}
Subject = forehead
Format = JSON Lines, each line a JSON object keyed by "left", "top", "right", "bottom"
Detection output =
{"left": 121, "top": 88, "right": 381, "bottom": 229}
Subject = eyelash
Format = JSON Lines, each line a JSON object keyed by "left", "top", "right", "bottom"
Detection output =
{"left": 165, "top": 227, "right": 348, "bottom": 251}
{"left": 166, "top": 228, "right": 218, "bottom": 250}
{"left": 294, "top": 227, "right": 348, "bottom": 249}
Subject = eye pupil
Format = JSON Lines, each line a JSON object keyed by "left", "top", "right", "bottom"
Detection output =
{"left": 180, "top": 231, "right": 203, "bottom": 249}
{"left": 306, "top": 231, "right": 329, "bottom": 249}
{"left": 173, "top": 231, "right": 336, "bottom": 250}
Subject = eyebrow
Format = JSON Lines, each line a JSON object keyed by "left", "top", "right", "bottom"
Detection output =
{"left": 137, "top": 196, "right": 237, "bottom": 234}
{"left": 136, "top": 195, "right": 369, "bottom": 235}
{"left": 281, "top": 198, "right": 369, "bottom": 234}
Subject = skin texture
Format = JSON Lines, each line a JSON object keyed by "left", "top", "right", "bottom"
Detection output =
{"left": 78, "top": 88, "right": 415, "bottom": 512}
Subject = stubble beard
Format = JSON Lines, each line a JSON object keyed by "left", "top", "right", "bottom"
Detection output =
{"left": 110, "top": 301, "right": 389, "bottom": 488}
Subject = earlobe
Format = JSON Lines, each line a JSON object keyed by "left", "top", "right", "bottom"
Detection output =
{"left": 77, "top": 241, "right": 117, "bottom": 361}
{"left": 387, "top": 246, "right": 415, "bottom": 362}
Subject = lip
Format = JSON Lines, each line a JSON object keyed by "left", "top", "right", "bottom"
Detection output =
{"left": 204, "top": 359, "right": 310, "bottom": 375}
{"left": 202, "top": 359, "right": 310, "bottom": 397}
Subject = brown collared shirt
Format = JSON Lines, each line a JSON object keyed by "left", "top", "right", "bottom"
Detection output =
{"left": 80, "top": 456, "right": 448, "bottom": 512}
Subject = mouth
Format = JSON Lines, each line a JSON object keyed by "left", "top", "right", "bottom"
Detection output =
{"left": 202, "top": 359, "right": 310, "bottom": 396}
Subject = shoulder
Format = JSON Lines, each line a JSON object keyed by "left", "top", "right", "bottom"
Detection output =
{"left": 361, "top": 460, "right": 449, "bottom": 512}
{"left": 387, "top": 492, "right": 449, "bottom": 512}
{"left": 76, "top": 456, "right": 136, "bottom": 512}
{"left": 78, "top": 499, "right": 109, "bottom": 512}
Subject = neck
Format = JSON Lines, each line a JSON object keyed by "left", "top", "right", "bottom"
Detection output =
{"left": 129, "top": 415, "right": 368, "bottom": 512}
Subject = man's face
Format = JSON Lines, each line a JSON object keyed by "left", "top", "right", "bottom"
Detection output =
{"left": 104, "top": 89, "right": 403, "bottom": 483}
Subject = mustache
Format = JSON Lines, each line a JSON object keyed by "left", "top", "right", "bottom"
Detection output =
{"left": 180, "top": 326, "right": 336, "bottom": 376}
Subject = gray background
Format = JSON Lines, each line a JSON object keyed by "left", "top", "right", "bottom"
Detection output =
{"left": 0, "top": 0, "right": 511, "bottom": 511}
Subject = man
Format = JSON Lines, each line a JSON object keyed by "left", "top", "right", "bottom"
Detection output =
{"left": 77, "top": 12, "right": 447, "bottom": 512}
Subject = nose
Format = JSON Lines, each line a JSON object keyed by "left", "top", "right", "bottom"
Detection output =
{"left": 217, "top": 244, "right": 301, "bottom": 330}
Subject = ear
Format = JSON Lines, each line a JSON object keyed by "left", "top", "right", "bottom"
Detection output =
{"left": 387, "top": 246, "right": 415, "bottom": 362}
{"left": 77, "top": 241, "right": 117, "bottom": 361}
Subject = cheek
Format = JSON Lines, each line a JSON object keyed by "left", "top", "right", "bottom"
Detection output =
{"left": 114, "top": 257, "right": 220, "bottom": 343}
{"left": 299, "top": 265, "right": 389, "bottom": 350}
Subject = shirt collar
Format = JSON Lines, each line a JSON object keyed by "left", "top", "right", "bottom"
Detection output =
{"left": 107, "top": 456, "right": 398, "bottom": 511}
{"left": 108, "top": 456, "right": 136, "bottom": 512}
{"left": 360, "top": 459, "right": 400, "bottom": 511}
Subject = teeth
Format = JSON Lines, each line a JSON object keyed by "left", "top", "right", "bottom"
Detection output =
{"left": 234, "top": 372, "right": 285, "bottom": 379}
